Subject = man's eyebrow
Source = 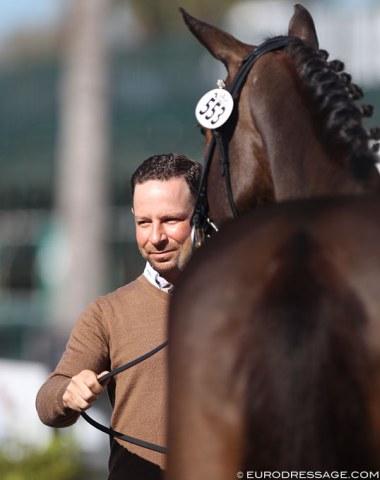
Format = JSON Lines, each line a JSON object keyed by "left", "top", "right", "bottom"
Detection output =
{"left": 161, "top": 212, "right": 189, "bottom": 219}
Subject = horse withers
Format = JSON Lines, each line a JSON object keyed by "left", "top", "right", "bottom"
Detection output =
{"left": 167, "top": 195, "right": 380, "bottom": 476}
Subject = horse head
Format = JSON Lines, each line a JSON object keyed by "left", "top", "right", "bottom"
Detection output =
{"left": 182, "top": 4, "right": 380, "bottom": 227}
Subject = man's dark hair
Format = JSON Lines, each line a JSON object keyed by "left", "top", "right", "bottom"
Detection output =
{"left": 131, "top": 153, "right": 202, "bottom": 201}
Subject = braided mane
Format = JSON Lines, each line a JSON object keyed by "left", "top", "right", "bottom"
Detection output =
{"left": 285, "top": 37, "right": 379, "bottom": 180}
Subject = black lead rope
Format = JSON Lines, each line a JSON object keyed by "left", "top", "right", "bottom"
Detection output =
{"left": 81, "top": 340, "right": 168, "bottom": 454}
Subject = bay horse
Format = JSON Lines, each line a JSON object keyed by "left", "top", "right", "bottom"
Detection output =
{"left": 168, "top": 196, "right": 380, "bottom": 476}
{"left": 181, "top": 4, "right": 380, "bottom": 228}
{"left": 167, "top": 4, "right": 380, "bottom": 477}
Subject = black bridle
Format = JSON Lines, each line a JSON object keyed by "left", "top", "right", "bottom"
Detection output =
{"left": 192, "top": 35, "right": 293, "bottom": 246}
{"left": 81, "top": 340, "right": 168, "bottom": 454}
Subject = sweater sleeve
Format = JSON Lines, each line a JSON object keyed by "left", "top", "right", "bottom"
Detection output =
{"left": 35, "top": 298, "right": 111, "bottom": 428}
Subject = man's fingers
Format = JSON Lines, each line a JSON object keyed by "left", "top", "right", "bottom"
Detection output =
{"left": 97, "top": 371, "right": 110, "bottom": 385}
{"left": 62, "top": 369, "right": 107, "bottom": 411}
{"left": 66, "top": 393, "right": 92, "bottom": 412}
{"left": 73, "top": 369, "right": 108, "bottom": 396}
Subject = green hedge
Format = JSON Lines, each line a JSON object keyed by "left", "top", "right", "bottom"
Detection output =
{"left": 0, "top": 435, "right": 96, "bottom": 480}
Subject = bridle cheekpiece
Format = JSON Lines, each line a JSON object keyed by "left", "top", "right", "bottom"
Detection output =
{"left": 192, "top": 35, "right": 294, "bottom": 247}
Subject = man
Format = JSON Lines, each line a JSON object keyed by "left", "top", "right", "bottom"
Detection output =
{"left": 36, "top": 153, "right": 202, "bottom": 479}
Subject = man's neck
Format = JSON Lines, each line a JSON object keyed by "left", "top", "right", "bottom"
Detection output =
{"left": 143, "top": 262, "right": 174, "bottom": 293}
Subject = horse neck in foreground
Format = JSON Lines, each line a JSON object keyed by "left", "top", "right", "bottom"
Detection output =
{"left": 167, "top": 196, "right": 380, "bottom": 478}
{"left": 182, "top": 4, "right": 380, "bottom": 225}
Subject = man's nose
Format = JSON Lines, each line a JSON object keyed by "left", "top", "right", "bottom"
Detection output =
{"left": 149, "top": 223, "right": 167, "bottom": 245}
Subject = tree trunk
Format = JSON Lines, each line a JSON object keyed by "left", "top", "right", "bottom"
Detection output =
{"left": 53, "top": 0, "right": 111, "bottom": 332}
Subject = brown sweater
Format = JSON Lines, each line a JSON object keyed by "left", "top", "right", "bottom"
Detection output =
{"left": 35, "top": 274, "right": 169, "bottom": 469}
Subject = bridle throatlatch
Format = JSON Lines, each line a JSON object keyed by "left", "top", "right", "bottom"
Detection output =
{"left": 192, "top": 35, "right": 293, "bottom": 248}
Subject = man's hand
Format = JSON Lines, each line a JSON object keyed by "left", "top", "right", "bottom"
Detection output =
{"left": 62, "top": 370, "right": 109, "bottom": 412}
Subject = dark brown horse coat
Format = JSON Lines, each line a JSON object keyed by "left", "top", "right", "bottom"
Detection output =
{"left": 168, "top": 196, "right": 380, "bottom": 476}
{"left": 167, "top": 4, "right": 380, "bottom": 477}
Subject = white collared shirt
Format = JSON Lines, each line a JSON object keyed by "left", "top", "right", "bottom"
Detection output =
{"left": 143, "top": 262, "right": 174, "bottom": 294}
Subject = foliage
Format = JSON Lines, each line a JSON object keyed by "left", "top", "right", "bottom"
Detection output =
{"left": 124, "top": 0, "right": 240, "bottom": 35}
{"left": 0, "top": 435, "right": 95, "bottom": 480}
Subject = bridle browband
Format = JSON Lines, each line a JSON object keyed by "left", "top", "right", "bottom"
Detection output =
{"left": 81, "top": 340, "right": 168, "bottom": 454}
{"left": 192, "top": 35, "right": 293, "bottom": 246}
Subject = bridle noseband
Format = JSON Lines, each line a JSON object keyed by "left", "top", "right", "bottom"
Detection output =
{"left": 192, "top": 35, "right": 293, "bottom": 246}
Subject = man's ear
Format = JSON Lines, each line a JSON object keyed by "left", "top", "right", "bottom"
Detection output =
{"left": 131, "top": 207, "right": 134, "bottom": 215}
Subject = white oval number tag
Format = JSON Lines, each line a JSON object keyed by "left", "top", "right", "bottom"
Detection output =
{"left": 195, "top": 88, "right": 234, "bottom": 129}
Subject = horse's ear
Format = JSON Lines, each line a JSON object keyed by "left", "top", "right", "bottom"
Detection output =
{"left": 179, "top": 8, "right": 253, "bottom": 69}
{"left": 288, "top": 4, "right": 319, "bottom": 51}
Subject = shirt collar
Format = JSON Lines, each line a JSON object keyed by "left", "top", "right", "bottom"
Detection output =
{"left": 143, "top": 262, "right": 174, "bottom": 294}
